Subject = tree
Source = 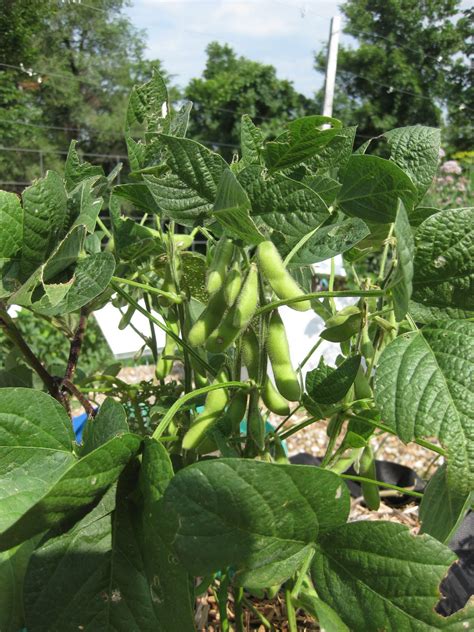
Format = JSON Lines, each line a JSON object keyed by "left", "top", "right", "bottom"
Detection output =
{"left": 314, "top": 0, "right": 472, "bottom": 151}
{"left": 0, "top": 0, "right": 168, "bottom": 186}
{"left": 185, "top": 42, "right": 316, "bottom": 159}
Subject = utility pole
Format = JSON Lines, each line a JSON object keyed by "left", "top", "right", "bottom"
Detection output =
{"left": 322, "top": 15, "right": 341, "bottom": 117}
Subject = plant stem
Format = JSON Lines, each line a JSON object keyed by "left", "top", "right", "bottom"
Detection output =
{"left": 349, "top": 414, "right": 446, "bottom": 456}
{"left": 143, "top": 294, "right": 158, "bottom": 363}
{"left": 255, "top": 289, "right": 385, "bottom": 316}
{"left": 274, "top": 405, "right": 302, "bottom": 434}
{"left": 283, "top": 220, "right": 325, "bottom": 267}
{"left": 285, "top": 584, "right": 298, "bottom": 632}
{"left": 152, "top": 380, "right": 250, "bottom": 439}
{"left": 278, "top": 416, "right": 320, "bottom": 440}
{"left": 340, "top": 473, "right": 423, "bottom": 498}
{"left": 242, "top": 597, "right": 273, "bottom": 630}
{"left": 97, "top": 216, "right": 112, "bottom": 239}
{"left": 378, "top": 224, "right": 394, "bottom": 283}
{"left": 0, "top": 306, "right": 57, "bottom": 397}
{"left": 64, "top": 308, "right": 88, "bottom": 383}
{"left": 234, "top": 587, "right": 245, "bottom": 632}
{"left": 111, "top": 275, "right": 182, "bottom": 303}
{"left": 297, "top": 337, "right": 323, "bottom": 373}
{"left": 216, "top": 575, "right": 230, "bottom": 632}
{"left": 328, "top": 256, "right": 336, "bottom": 312}
{"left": 62, "top": 379, "right": 95, "bottom": 418}
{"left": 291, "top": 548, "right": 315, "bottom": 599}
{"left": 112, "top": 283, "right": 215, "bottom": 376}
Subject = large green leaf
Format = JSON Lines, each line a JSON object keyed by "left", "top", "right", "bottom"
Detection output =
{"left": 302, "top": 174, "right": 341, "bottom": 206}
{"left": 0, "top": 536, "right": 39, "bottom": 632}
{"left": 0, "top": 388, "right": 140, "bottom": 551}
{"left": 338, "top": 155, "right": 417, "bottom": 223}
{"left": 145, "top": 135, "right": 228, "bottom": 227}
{"left": 306, "top": 356, "right": 361, "bottom": 405}
{"left": 80, "top": 397, "right": 129, "bottom": 456}
{"left": 419, "top": 464, "right": 471, "bottom": 544}
{"left": 113, "top": 183, "right": 161, "bottom": 213}
{"left": 412, "top": 207, "right": 474, "bottom": 312}
{"left": 0, "top": 191, "right": 23, "bottom": 260}
{"left": 282, "top": 217, "right": 369, "bottom": 266}
{"left": 162, "top": 458, "right": 350, "bottom": 589}
{"left": 409, "top": 300, "right": 474, "bottom": 324}
{"left": 238, "top": 166, "right": 329, "bottom": 242}
{"left": 213, "top": 169, "right": 265, "bottom": 245}
{"left": 311, "top": 521, "right": 472, "bottom": 631}
{"left": 20, "top": 171, "right": 68, "bottom": 277}
{"left": 126, "top": 69, "right": 170, "bottom": 133}
{"left": 391, "top": 201, "right": 414, "bottom": 321}
{"left": 374, "top": 320, "right": 474, "bottom": 494}
{"left": 264, "top": 115, "right": 341, "bottom": 172}
{"left": 24, "top": 443, "right": 195, "bottom": 632}
{"left": 384, "top": 125, "right": 441, "bottom": 201}
{"left": 240, "top": 114, "right": 264, "bottom": 167}
{"left": 305, "top": 126, "right": 357, "bottom": 174}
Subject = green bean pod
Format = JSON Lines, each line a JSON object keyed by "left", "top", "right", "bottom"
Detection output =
{"left": 155, "top": 310, "right": 180, "bottom": 380}
{"left": 206, "top": 237, "right": 234, "bottom": 294}
{"left": 218, "top": 389, "right": 248, "bottom": 436}
{"left": 267, "top": 310, "right": 301, "bottom": 402}
{"left": 360, "top": 322, "right": 375, "bottom": 360}
{"left": 321, "top": 306, "right": 361, "bottom": 342}
{"left": 241, "top": 328, "right": 290, "bottom": 415}
{"left": 248, "top": 389, "right": 265, "bottom": 451}
{"left": 206, "top": 264, "right": 259, "bottom": 353}
{"left": 359, "top": 445, "right": 380, "bottom": 510}
{"left": 223, "top": 262, "right": 242, "bottom": 307}
{"left": 257, "top": 240, "right": 310, "bottom": 312}
{"left": 188, "top": 286, "right": 227, "bottom": 346}
{"left": 354, "top": 366, "right": 373, "bottom": 400}
{"left": 182, "top": 370, "right": 229, "bottom": 451}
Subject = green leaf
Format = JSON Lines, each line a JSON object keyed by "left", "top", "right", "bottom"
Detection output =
{"left": 145, "top": 135, "right": 228, "bottom": 227}
{"left": 162, "top": 458, "right": 350, "bottom": 589}
{"left": 170, "top": 100, "right": 193, "bottom": 137}
{"left": 126, "top": 136, "right": 146, "bottom": 171}
{"left": 296, "top": 588, "right": 350, "bottom": 632}
{"left": 24, "top": 443, "right": 195, "bottom": 632}
{"left": 306, "top": 356, "right": 361, "bottom": 405}
{"left": 338, "top": 155, "right": 417, "bottom": 223}
{"left": 302, "top": 174, "right": 341, "bottom": 206}
{"left": 0, "top": 388, "right": 140, "bottom": 551}
{"left": 391, "top": 201, "right": 414, "bottom": 321}
{"left": 305, "top": 126, "right": 357, "bottom": 174}
{"left": 412, "top": 207, "right": 474, "bottom": 312}
{"left": 80, "top": 397, "right": 129, "bottom": 455}
{"left": 264, "top": 115, "right": 341, "bottom": 172}
{"left": 126, "top": 69, "right": 170, "bottom": 133}
{"left": 283, "top": 217, "right": 369, "bottom": 266}
{"left": 409, "top": 300, "right": 474, "bottom": 323}
{"left": 0, "top": 366, "right": 33, "bottom": 388}
{"left": 213, "top": 169, "right": 265, "bottom": 245}
{"left": 0, "top": 536, "right": 39, "bottom": 632}
{"left": 419, "top": 464, "right": 471, "bottom": 544}
{"left": 69, "top": 177, "right": 104, "bottom": 233}
{"left": 113, "top": 183, "right": 161, "bottom": 213}
{"left": 238, "top": 166, "right": 329, "bottom": 241}
{"left": 311, "top": 521, "right": 472, "bottom": 630}
{"left": 0, "top": 191, "right": 23, "bottom": 260}
{"left": 64, "top": 141, "right": 104, "bottom": 193}
{"left": 384, "top": 125, "right": 441, "bottom": 201}
{"left": 409, "top": 206, "right": 441, "bottom": 227}
{"left": 20, "top": 171, "right": 68, "bottom": 277}
{"left": 375, "top": 320, "right": 474, "bottom": 494}
{"left": 240, "top": 114, "right": 264, "bottom": 167}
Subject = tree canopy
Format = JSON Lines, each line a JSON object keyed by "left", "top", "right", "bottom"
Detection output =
{"left": 314, "top": 0, "right": 473, "bottom": 152}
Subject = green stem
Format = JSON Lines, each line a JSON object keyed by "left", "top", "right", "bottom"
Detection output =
{"left": 328, "top": 257, "right": 336, "bottom": 312}
{"left": 349, "top": 414, "right": 446, "bottom": 456}
{"left": 283, "top": 220, "right": 325, "bottom": 267}
{"left": 152, "top": 380, "right": 250, "bottom": 439}
{"left": 297, "top": 337, "right": 323, "bottom": 373}
{"left": 111, "top": 275, "right": 182, "bottom": 303}
{"left": 234, "top": 587, "right": 244, "bottom": 632}
{"left": 279, "top": 416, "right": 320, "bottom": 440}
{"left": 97, "top": 216, "right": 112, "bottom": 239}
{"left": 242, "top": 597, "right": 273, "bottom": 630}
{"left": 285, "top": 584, "right": 298, "bottom": 632}
{"left": 291, "top": 548, "right": 315, "bottom": 599}
{"left": 340, "top": 473, "right": 423, "bottom": 498}
{"left": 274, "top": 404, "right": 302, "bottom": 434}
{"left": 143, "top": 294, "right": 158, "bottom": 363}
{"left": 255, "top": 289, "right": 385, "bottom": 316}
{"left": 378, "top": 224, "right": 394, "bottom": 283}
{"left": 216, "top": 575, "right": 230, "bottom": 632}
{"left": 112, "top": 283, "right": 214, "bottom": 376}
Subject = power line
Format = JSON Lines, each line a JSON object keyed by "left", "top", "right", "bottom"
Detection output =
{"left": 0, "top": 146, "right": 127, "bottom": 159}
{"left": 0, "top": 117, "right": 82, "bottom": 133}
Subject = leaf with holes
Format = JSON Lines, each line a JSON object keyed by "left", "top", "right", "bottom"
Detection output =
{"left": 311, "top": 521, "right": 472, "bottom": 631}
{"left": 375, "top": 320, "right": 474, "bottom": 494}
{"left": 0, "top": 191, "right": 23, "bottom": 261}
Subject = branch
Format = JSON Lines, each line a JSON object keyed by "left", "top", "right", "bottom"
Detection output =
{"left": 64, "top": 308, "right": 89, "bottom": 383}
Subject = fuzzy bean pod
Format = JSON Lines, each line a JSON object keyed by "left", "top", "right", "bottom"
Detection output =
{"left": 267, "top": 310, "right": 301, "bottom": 402}
{"left": 223, "top": 262, "right": 242, "bottom": 307}
{"left": 188, "top": 286, "right": 227, "bottom": 346}
{"left": 206, "top": 264, "right": 259, "bottom": 353}
{"left": 241, "top": 328, "right": 290, "bottom": 415}
{"left": 257, "top": 240, "right": 310, "bottom": 312}
{"left": 182, "top": 369, "right": 229, "bottom": 451}
{"left": 206, "top": 237, "right": 234, "bottom": 295}
{"left": 155, "top": 309, "right": 180, "bottom": 380}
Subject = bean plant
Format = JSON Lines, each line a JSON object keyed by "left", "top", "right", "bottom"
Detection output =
{"left": 0, "top": 70, "right": 472, "bottom": 631}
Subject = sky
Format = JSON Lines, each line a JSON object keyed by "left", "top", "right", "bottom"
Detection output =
{"left": 124, "top": 0, "right": 343, "bottom": 97}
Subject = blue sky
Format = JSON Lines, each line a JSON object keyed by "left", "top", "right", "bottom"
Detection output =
{"left": 124, "top": 0, "right": 343, "bottom": 97}
{"left": 124, "top": 0, "right": 472, "bottom": 98}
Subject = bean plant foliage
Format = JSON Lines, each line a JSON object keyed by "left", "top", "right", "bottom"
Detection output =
{"left": 0, "top": 70, "right": 472, "bottom": 631}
